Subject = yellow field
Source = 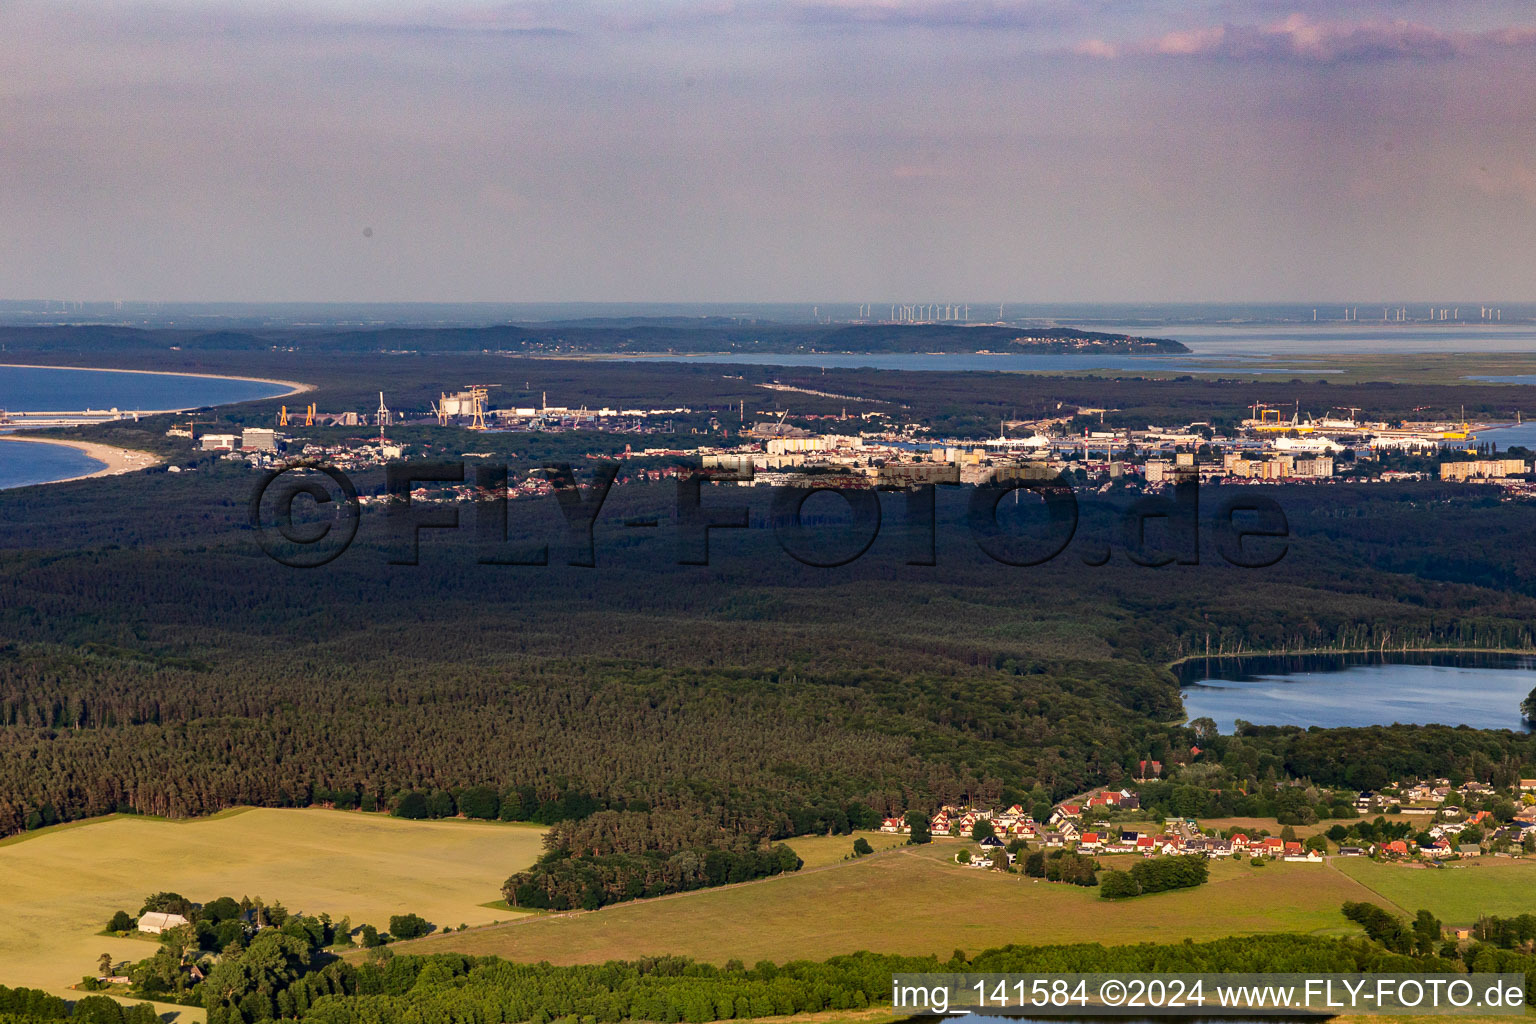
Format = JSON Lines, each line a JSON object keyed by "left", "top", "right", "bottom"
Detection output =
{"left": 0, "top": 808, "right": 545, "bottom": 1003}
{"left": 13, "top": 808, "right": 1530, "bottom": 1024}
{"left": 399, "top": 842, "right": 1382, "bottom": 965}
{"left": 784, "top": 831, "right": 908, "bottom": 868}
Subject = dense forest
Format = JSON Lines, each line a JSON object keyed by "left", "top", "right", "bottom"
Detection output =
{"left": 4, "top": 471, "right": 1536, "bottom": 850}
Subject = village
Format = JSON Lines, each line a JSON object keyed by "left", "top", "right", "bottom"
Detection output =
{"left": 879, "top": 775, "right": 1536, "bottom": 871}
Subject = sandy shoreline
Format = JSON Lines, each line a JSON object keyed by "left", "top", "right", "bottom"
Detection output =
{"left": 0, "top": 362, "right": 310, "bottom": 404}
{"left": 0, "top": 434, "right": 163, "bottom": 485}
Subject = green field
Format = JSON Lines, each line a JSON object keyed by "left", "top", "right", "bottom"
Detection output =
{"left": 0, "top": 808, "right": 545, "bottom": 1003}
{"left": 398, "top": 842, "right": 1382, "bottom": 965}
{"left": 1333, "top": 857, "right": 1536, "bottom": 923}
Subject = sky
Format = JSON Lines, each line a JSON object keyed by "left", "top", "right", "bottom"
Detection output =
{"left": 2, "top": 0, "right": 1535, "bottom": 303}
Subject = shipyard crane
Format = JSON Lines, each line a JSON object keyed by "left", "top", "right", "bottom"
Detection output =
{"left": 464, "top": 384, "right": 499, "bottom": 431}
{"left": 278, "top": 403, "right": 316, "bottom": 427}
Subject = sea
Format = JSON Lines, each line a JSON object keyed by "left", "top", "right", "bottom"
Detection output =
{"left": 0, "top": 365, "right": 289, "bottom": 490}
{"left": 0, "top": 365, "right": 287, "bottom": 413}
{"left": 0, "top": 438, "right": 107, "bottom": 489}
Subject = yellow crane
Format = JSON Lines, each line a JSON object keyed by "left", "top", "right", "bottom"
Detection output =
{"left": 278, "top": 403, "right": 316, "bottom": 427}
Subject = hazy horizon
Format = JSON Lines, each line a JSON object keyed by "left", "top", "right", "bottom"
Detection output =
{"left": 5, "top": 0, "right": 1536, "bottom": 303}
{"left": 4, "top": 299, "right": 1536, "bottom": 331}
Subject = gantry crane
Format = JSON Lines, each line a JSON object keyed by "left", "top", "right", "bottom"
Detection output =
{"left": 278, "top": 403, "right": 316, "bottom": 427}
{"left": 465, "top": 385, "right": 499, "bottom": 431}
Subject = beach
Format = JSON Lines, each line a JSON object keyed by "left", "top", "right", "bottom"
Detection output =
{"left": 0, "top": 434, "right": 162, "bottom": 484}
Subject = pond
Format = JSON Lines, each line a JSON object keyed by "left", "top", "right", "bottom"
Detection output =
{"left": 1177, "top": 652, "right": 1536, "bottom": 733}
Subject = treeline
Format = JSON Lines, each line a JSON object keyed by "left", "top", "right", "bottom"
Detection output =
{"left": 1474, "top": 913, "right": 1536, "bottom": 949}
{"left": 1343, "top": 900, "right": 1536, "bottom": 979}
{"left": 0, "top": 988, "right": 157, "bottom": 1024}
{"left": 502, "top": 843, "right": 802, "bottom": 911}
{"left": 194, "top": 931, "right": 1536, "bottom": 1024}
{"left": 1343, "top": 902, "right": 1445, "bottom": 955}
{"left": 387, "top": 786, "right": 602, "bottom": 824}
{"left": 1200, "top": 723, "right": 1536, "bottom": 794}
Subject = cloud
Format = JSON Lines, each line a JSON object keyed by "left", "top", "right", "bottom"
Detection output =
{"left": 781, "top": 0, "right": 1076, "bottom": 30}
{"left": 1075, "top": 12, "right": 1536, "bottom": 62}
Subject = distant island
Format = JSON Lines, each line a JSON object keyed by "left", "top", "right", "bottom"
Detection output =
{"left": 808, "top": 324, "right": 1187, "bottom": 355}
{"left": 0, "top": 320, "right": 1188, "bottom": 356}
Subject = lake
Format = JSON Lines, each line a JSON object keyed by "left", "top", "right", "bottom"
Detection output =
{"left": 1178, "top": 652, "right": 1536, "bottom": 733}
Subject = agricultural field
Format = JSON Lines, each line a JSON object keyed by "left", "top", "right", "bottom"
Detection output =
{"left": 785, "top": 831, "right": 907, "bottom": 868}
{"left": 1332, "top": 857, "right": 1536, "bottom": 923}
{"left": 399, "top": 841, "right": 1384, "bottom": 966}
{"left": 0, "top": 808, "right": 544, "bottom": 1000}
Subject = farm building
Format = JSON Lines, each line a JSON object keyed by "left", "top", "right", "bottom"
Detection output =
{"left": 137, "top": 911, "right": 190, "bottom": 934}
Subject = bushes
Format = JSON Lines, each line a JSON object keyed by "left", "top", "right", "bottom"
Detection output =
{"left": 387, "top": 914, "right": 432, "bottom": 940}
{"left": 391, "top": 792, "right": 430, "bottom": 820}
{"left": 1098, "top": 871, "right": 1140, "bottom": 899}
{"left": 458, "top": 786, "right": 500, "bottom": 820}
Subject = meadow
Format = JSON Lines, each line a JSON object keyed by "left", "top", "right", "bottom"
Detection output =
{"left": 1332, "top": 857, "right": 1536, "bottom": 922}
{"left": 784, "top": 831, "right": 907, "bottom": 868}
{"left": 399, "top": 842, "right": 1385, "bottom": 965}
{"left": 0, "top": 808, "right": 544, "bottom": 999}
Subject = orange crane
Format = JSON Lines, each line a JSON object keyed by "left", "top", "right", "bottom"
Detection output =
{"left": 176, "top": 418, "right": 215, "bottom": 441}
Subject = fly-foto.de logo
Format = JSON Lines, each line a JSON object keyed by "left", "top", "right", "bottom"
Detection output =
{"left": 249, "top": 461, "right": 1288, "bottom": 570}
